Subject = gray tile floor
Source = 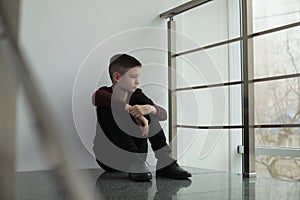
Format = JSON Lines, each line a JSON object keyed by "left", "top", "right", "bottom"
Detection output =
{"left": 18, "top": 167, "right": 300, "bottom": 200}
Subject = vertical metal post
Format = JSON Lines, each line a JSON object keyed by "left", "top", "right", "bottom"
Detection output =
{"left": 241, "top": 0, "right": 256, "bottom": 178}
{"left": 0, "top": 1, "right": 19, "bottom": 199}
{"left": 168, "top": 18, "right": 177, "bottom": 158}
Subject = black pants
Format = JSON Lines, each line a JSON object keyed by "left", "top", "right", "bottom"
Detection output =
{"left": 93, "top": 107, "right": 174, "bottom": 171}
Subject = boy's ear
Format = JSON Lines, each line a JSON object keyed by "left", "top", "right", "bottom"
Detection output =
{"left": 112, "top": 72, "right": 121, "bottom": 83}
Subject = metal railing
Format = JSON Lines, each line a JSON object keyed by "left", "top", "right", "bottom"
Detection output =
{"left": 160, "top": 0, "right": 300, "bottom": 178}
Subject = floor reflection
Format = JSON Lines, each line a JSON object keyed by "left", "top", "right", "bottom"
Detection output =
{"left": 94, "top": 172, "right": 192, "bottom": 200}
{"left": 95, "top": 172, "right": 152, "bottom": 200}
{"left": 153, "top": 177, "right": 191, "bottom": 200}
{"left": 17, "top": 168, "right": 300, "bottom": 199}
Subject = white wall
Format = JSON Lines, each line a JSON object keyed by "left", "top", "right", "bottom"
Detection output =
{"left": 17, "top": 0, "right": 184, "bottom": 171}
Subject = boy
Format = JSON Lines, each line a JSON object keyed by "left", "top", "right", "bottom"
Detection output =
{"left": 92, "top": 54, "right": 191, "bottom": 182}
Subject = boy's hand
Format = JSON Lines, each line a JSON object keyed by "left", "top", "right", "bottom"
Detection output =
{"left": 135, "top": 116, "right": 149, "bottom": 137}
{"left": 129, "top": 105, "right": 157, "bottom": 118}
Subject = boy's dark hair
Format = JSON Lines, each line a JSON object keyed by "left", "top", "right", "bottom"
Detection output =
{"left": 109, "top": 54, "right": 142, "bottom": 82}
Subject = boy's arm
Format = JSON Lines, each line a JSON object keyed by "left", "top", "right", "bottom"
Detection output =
{"left": 152, "top": 104, "right": 167, "bottom": 121}
{"left": 129, "top": 104, "right": 167, "bottom": 121}
{"left": 92, "top": 87, "right": 167, "bottom": 120}
{"left": 92, "top": 87, "right": 126, "bottom": 109}
{"left": 134, "top": 115, "right": 149, "bottom": 137}
{"left": 129, "top": 89, "right": 167, "bottom": 121}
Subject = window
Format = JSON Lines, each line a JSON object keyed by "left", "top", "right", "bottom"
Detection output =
{"left": 252, "top": 0, "right": 300, "bottom": 180}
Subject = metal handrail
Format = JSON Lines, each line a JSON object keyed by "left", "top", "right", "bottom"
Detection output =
{"left": 160, "top": 0, "right": 213, "bottom": 19}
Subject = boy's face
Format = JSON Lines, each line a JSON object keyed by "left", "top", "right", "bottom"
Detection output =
{"left": 118, "top": 67, "right": 141, "bottom": 92}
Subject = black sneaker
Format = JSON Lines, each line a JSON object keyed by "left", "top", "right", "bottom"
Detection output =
{"left": 156, "top": 161, "right": 191, "bottom": 180}
{"left": 128, "top": 162, "right": 152, "bottom": 182}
